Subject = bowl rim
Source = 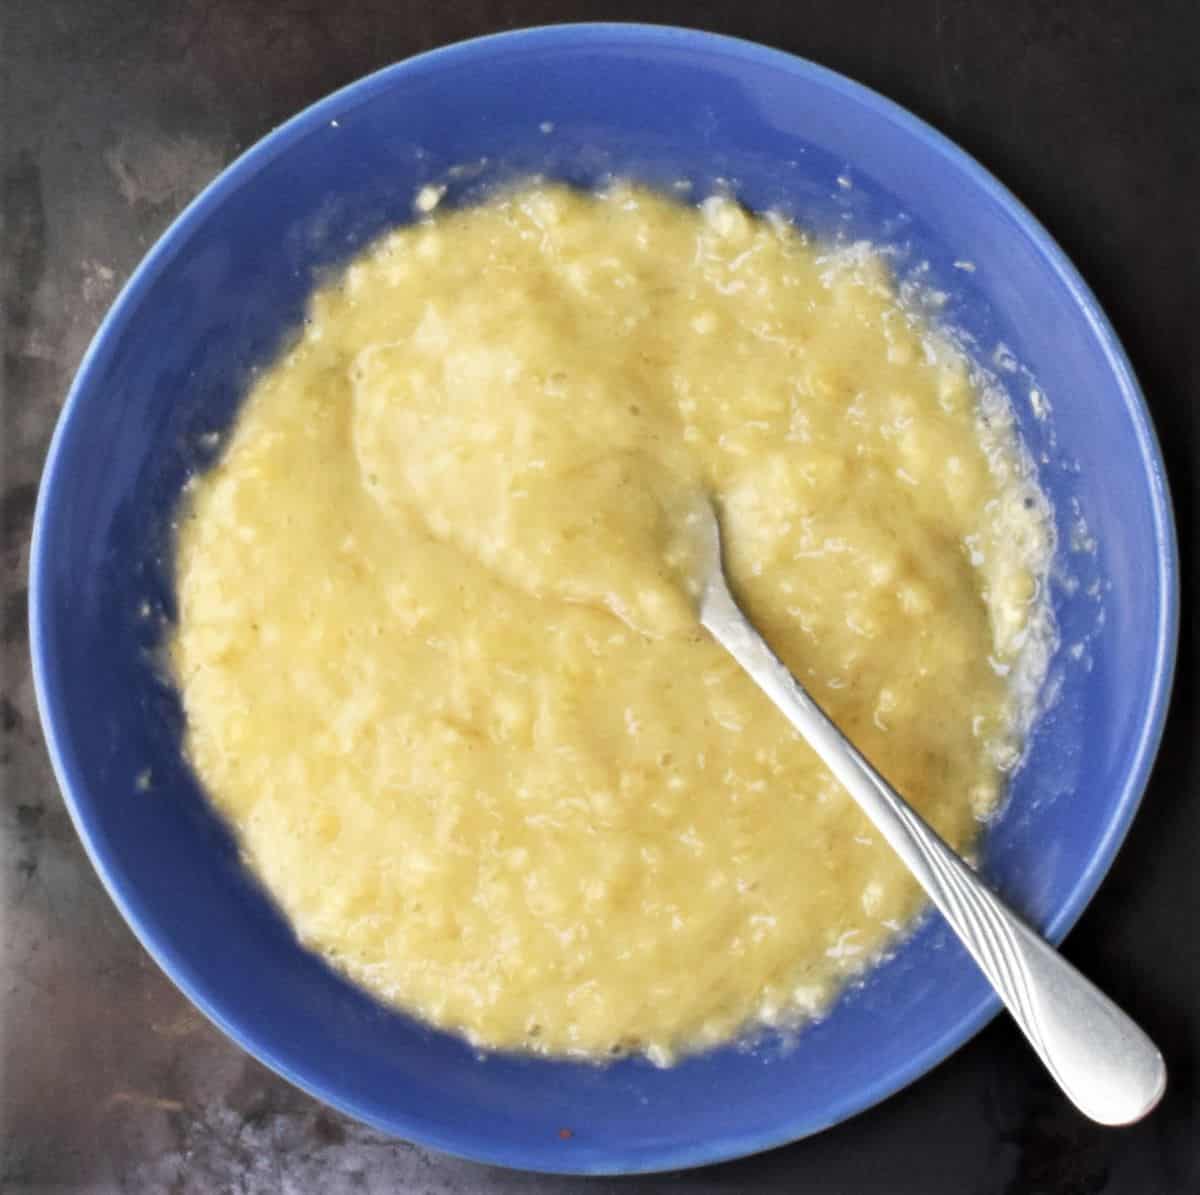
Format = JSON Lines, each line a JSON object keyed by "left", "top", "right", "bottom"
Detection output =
{"left": 30, "top": 22, "right": 1180, "bottom": 1175}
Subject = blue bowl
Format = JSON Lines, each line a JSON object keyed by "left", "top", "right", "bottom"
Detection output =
{"left": 31, "top": 24, "right": 1177, "bottom": 1174}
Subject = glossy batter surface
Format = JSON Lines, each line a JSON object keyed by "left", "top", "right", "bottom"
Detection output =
{"left": 170, "top": 184, "right": 1051, "bottom": 1062}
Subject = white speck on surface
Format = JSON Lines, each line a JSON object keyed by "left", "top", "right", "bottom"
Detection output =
{"left": 826, "top": 929, "right": 862, "bottom": 960}
{"left": 861, "top": 880, "right": 884, "bottom": 915}
{"left": 1070, "top": 515, "right": 1097, "bottom": 554}
{"left": 992, "top": 342, "right": 1018, "bottom": 373}
{"left": 953, "top": 259, "right": 976, "bottom": 272}
{"left": 646, "top": 1043, "right": 674, "bottom": 1068}
{"left": 836, "top": 174, "right": 853, "bottom": 190}
{"left": 414, "top": 184, "right": 446, "bottom": 215}
{"left": 538, "top": 120, "right": 555, "bottom": 134}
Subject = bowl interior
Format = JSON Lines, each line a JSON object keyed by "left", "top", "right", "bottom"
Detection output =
{"left": 31, "top": 26, "right": 1176, "bottom": 1174}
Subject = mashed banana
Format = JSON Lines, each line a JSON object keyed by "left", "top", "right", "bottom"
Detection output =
{"left": 170, "top": 183, "right": 1051, "bottom": 1062}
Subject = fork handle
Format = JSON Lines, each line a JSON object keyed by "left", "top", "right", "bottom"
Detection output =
{"left": 700, "top": 568, "right": 1166, "bottom": 1125}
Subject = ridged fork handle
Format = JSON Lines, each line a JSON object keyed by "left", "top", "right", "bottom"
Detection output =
{"left": 699, "top": 546, "right": 1165, "bottom": 1125}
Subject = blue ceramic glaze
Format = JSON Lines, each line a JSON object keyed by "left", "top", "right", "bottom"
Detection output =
{"left": 30, "top": 25, "right": 1177, "bottom": 1175}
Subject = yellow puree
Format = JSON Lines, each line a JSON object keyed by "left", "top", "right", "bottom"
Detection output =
{"left": 170, "top": 184, "right": 1050, "bottom": 1063}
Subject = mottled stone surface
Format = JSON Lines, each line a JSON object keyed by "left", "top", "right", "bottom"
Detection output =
{"left": 2, "top": 1, "right": 1197, "bottom": 1192}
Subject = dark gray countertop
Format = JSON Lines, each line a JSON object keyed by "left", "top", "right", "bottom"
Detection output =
{"left": 3, "top": 2, "right": 1197, "bottom": 1192}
